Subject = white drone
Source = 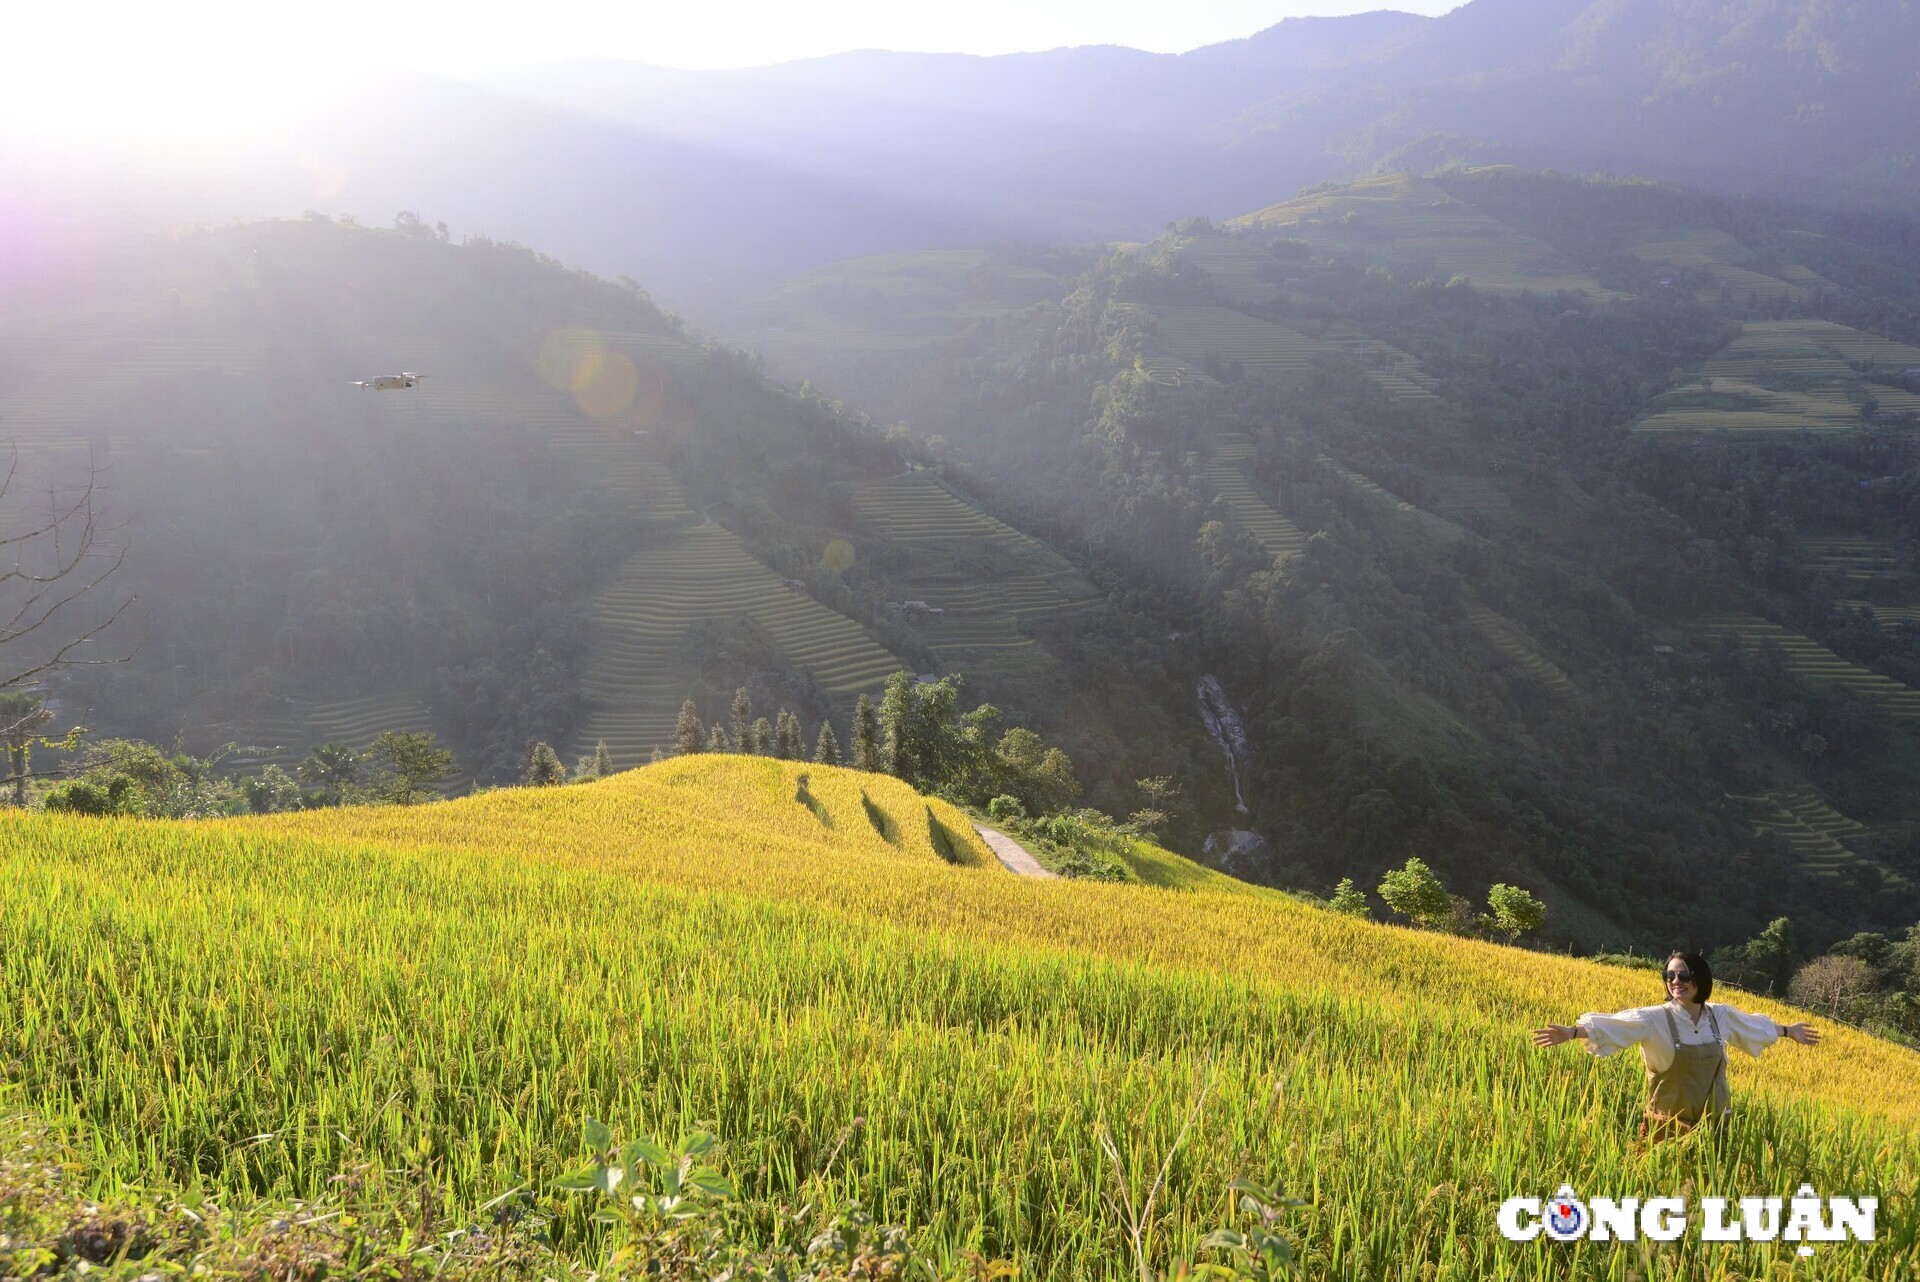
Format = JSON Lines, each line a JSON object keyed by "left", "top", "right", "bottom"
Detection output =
{"left": 351, "top": 372, "right": 426, "bottom": 390}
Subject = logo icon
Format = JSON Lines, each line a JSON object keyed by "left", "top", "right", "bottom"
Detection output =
{"left": 1543, "top": 1186, "right": 1587, "bottom": 1242}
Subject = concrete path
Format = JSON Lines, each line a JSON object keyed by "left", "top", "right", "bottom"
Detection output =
{"left": 973, "top": 824, "right": 1060, "bottom": 879}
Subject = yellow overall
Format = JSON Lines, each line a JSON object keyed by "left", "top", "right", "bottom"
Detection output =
{"left": 1643, "top": 1003, "right": 1729, "bottom": 1140}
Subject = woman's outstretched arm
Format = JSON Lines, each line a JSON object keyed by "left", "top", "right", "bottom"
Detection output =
{"left": 1715, "top": 1003, "right": 1820, "bottom": 1054}
{"left": 1531, "top": 1023, "right": 1585, "bottom": 1047}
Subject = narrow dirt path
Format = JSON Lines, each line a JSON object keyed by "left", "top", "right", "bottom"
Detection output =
{"left": 973, "top": 824, "right": 1059, "bottom": 879}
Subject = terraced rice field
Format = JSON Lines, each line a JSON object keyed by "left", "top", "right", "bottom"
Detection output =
{"left": 1726, "top": 787, "right": 1907, "bottom": 890}
{"left": 1703, "top": 616, "right": 1920, "bottom": 719}
{"left": 404, "top": 382, "right": 693, "bottom": 520}
{"left": 1844, "top": 600, "right": 1920, "bottom": 627}
{"left": 1805, "top": 535, "right": 1903, "bottom": 584}
{"left": 0, "top": 309, "right": 257, "bottom": 460}
{"left": 1465, "top": 603, "right": 1574, "bottom": 695}
{"left": 1635, "top": 320, "right": 1920, "bottom": 434}
{"left": 244, "top": 693, "right": 439, "bottom": 767}
{"left": 1202, "top": 434, "right": 1309, "bottom": 559}
{"left": 1229, "top": 172, "right": 1623, "bottom": 298}
{"left": 853, "top": 473, "right": 1100, "bottom": 663}
{"left": 1126, "top": 305, "right": 1437, "bottom": 402}
{"left": 1320, "top": 457, "right": 1468, "bottom": 544}
{"left": 1629, "top": 231, "right": 1830, "bottom": 302}
{"left": 579, "top": 524, "right": 905, "bottom": 764}
{"left": 1161, "top": 233, "right": 1287, "bottom": 305}
{"left": 1426, "top": 474, "right": 1514, "bottom": 524}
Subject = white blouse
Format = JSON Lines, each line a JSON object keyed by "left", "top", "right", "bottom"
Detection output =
{"left": 1576, "top": 1001, "right": 1781, "bottom": 1074}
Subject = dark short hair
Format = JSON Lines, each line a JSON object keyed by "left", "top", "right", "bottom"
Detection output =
{"left": 1665, "top": 950, "right": 1713, "bottom": 1003}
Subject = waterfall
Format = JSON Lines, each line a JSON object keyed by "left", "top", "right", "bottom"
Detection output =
{"left": 1196, "top": 675, "right": 1250, "bottom": 816}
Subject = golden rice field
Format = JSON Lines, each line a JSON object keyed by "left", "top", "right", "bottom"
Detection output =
{"left": 1, "top": 755, "right": 1915, "bottom": 1279}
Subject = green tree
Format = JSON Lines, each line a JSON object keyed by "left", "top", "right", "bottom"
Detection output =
{"left": 1327, "top": 878, "right": 1371, "bottom": 919}
{"left": 297, "top": 743, "right": 360, "bottom": 806}
{"left": 1484, "top": 883, "right": 1546, "bottom": 943}
{"left": 0, "top": 691, "right": 52, "bottom": 806}
{"left": 774, "top": 708, "right": 802, "bottom": 760}
{"left": 522, "top": 739, "right": 568, "bottom": 786}
{"left": 814, "top": 721, "right": 841, "bottom": 766}
{"left": 1711, "top": 917, "right": 1800, "bottom": 996}
{"left": 750, "top": 717, "right": 774, "bottom": 756}
{"left": 706, "top": 723, "right": 729, "bottom": 753}
{"left": 241, "top": 764, "right": 302, "bottom": 813}
{"left": 365, "top": 730, "right": 455, "bottom": 805}
{"left": 877, "top": 671, "right": 968, "bottom": 789}
{"left": 993, "top": 727, "right": 1079, "bottom": 815}
{"left": 673, "top": 700, "right": 705, "bottom": 756}
{"left": 729, "top": 688, "right": 753, "bottom": 755}
{"left": 1129, "top": 775, "right": 1180, "bottom": 836}
{"left": 1378, "top": 858, "right": 1451, "bottom": 930}
{"left": 851, "top": 693, "right": 881, "bottom": 771}
{"left": 574, "top": 740, "right": 614, "bottom": 781}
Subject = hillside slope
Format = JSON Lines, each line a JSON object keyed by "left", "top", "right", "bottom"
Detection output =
{"left": 1, "top": 218, "right": 1147, "bottom": 782}
{"left": 1, "top": 756, "right": 1913, "bottom": 1277}
{"left": 725, "top": 168, "right": 1920, "bottom": 953}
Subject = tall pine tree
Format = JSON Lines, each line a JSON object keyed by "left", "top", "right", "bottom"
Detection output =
{"left": 706, "top": 723, "right": 729, "bottom": 753}
{"left": 729, "top": 687, "right": 753, "bottom": 754}
{"left": 751, "top": 717, "right": 774, "bottom": 756}
{"left": 774, "top": 709, "right": 801, "bottom": 759}
{"left": 814, "top": 721, "right": 841, "bottom": 766}
{"left": 673, "top": 700, "right": 705, "bottom": 755}
{"left": 852, "top": 692, "right": 881, "bottom": 771}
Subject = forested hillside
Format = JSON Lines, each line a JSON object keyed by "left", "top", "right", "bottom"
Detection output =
{"left": 730, "top": 168, "right": 1920, "bottom": 954}
{"left": 1, "top": 218, "right": 1187, "bottom": 790}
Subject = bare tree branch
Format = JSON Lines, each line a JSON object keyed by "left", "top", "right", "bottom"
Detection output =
{"left": 0, "top": 443, "right": 137, "bottom": 797}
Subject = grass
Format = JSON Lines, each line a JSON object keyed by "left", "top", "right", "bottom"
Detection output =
{"left": 2, "top": 754, "right": 1914, "bottom": 1279}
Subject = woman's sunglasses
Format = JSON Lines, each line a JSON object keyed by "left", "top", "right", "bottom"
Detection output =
{"left": 1665, "top": 970, "right": 1693, "bottom": 984}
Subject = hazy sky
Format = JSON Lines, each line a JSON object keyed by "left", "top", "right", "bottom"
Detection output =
{"left": 15, "top": 2, "right": 1462, "bottom": 76}
{"left": 4, "top": 1, "right": 1461, "bottom": 150}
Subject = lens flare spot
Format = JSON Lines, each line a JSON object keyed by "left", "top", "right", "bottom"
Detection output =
{"left": 537, "top": 327, "right": 602, "bottom": 392}
{"left": 573, "top": 351, "right": 639, "bottom": 419}
{"left": 822, "top": 540, "right": 855, "bottom": 573}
